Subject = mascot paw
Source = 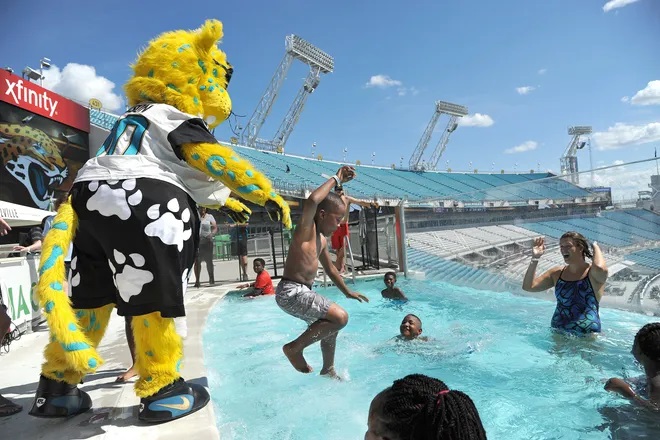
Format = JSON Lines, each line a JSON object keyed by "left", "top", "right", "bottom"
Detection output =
{"left": 221, "top": 197, "right": 251, "bottom": 224}
{"left": 220, "top": 206, "right": 249, "bottom": 224}
{"left": 265, "top": 199, "right": 292, "bottom": 229}
{"left": 138, "top": 378, "right": 210, "bottom": 424}
{"left": 28, "top": 375, "right": 92, "bottom": 418}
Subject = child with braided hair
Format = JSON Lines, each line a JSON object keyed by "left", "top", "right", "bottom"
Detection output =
{"left": 605, "top": 322, "right": 660, "bottom": 411}
{"left": 366, "top": 374, "right": 487, "bottom": 440}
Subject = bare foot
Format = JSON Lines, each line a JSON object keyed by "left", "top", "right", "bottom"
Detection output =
{"left": 320, "top": 366, "right": 342, "bottom": 381}
{"left": 115, "top": 366, "right": 138, "bottom": 383}
{"left": 282, "top": 343, "right": 313, "bottom": 373}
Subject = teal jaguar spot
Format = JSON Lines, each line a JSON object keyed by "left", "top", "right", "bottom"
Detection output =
{"left": 237, "top": 184, "right": 260, "bottom": 193}
{"left": 206, "top": 155, "right": 227, "bottom": 176}
{"left": 52, "top": 222, "right": 67, "bottom": 230}
{"left": 40, "top": 245, "right": 64, "bottom": 275}
{"left": 61, "top": 341, "right": 90, "bottom": 352}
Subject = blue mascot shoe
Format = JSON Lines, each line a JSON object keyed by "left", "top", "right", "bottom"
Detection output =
{"left": 28, "top": 375, "right": 92, "bottom": 418}
{"left": 138, "top": 378, "right": 210, "bottom": 423}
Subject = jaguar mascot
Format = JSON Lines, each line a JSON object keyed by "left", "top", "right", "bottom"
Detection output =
{"left": 29, "top": 19, "right": 291, "bottom": 423}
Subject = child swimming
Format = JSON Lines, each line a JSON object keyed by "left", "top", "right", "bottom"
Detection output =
{"left": 365, "top": 374, "right": 487, "bottom": 439}
{"left": 275, "top": 166, "right": 369, "bottom": 378}
{"left": 398, "top": 314, "right": 427, "bottom": 341}
{"left": 381, "top": 271, "right": 408, "bottom": 301}
{"left": 605, "top": 322, "right": 660, "bottom": 412}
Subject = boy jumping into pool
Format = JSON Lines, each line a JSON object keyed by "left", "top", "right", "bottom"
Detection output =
{"left": 276, "top": 165, "right": 369, "bottom": 378}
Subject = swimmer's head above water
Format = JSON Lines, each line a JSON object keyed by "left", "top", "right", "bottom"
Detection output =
{"left": 633, "top": 322, "right": 660, "bottom": 367}
{"left": 365, "top": 374, "right": 487, "bottom": 440}
{"left": 399, "top": 314, "right": 422, "bottom": 340}
{"left": 559, "top": 231, "right": 593, "bottom": 263}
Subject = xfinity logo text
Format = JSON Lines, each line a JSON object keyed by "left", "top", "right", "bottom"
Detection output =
{"left": 5, "top": 79, "right": 59, "bottom": 118}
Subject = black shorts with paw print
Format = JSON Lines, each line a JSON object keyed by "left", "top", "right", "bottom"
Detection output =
{"left": 68, "top": 178, "right": 200, "bottom": 318}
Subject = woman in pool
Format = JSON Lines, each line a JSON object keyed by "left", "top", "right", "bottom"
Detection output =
{"left": 522, "top": 232, "right": 608, "bottom": 334}
{"left": 605, "top": 322, "right": 660, "bottom": 411}
{"left": 365, "top": 374, "right": 487, "bottom": 439}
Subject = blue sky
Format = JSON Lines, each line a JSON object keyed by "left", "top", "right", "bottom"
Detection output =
{"left": 2, "top": 0, "right": 659, "bottom": 180}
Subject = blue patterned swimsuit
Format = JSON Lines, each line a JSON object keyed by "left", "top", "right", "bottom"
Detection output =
{"left": 551, "top": 267, "right": 601, "bottom": 334}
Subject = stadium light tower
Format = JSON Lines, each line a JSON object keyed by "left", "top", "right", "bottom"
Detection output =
{"left": 561, "top": 125, "right": 592, "bottom": 185}
{"left": 241, "top": 35, "right": 334, "bottom": 151}
{"left": 40, "top": 57, "right": 51, "bottom": 87}
{"left": 409, "top": 100, "right": 468, "bottom": 170}
{"left": 22, "top": 66, "right": 43, "bottom": 83}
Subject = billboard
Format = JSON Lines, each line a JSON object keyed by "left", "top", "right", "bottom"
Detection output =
{"left": 0, "top": 70, "right": 90, "bottom": 209}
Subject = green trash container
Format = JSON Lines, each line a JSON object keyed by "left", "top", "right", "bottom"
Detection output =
{"left": 214, "top": 234, "right": 232, "bottom": 260}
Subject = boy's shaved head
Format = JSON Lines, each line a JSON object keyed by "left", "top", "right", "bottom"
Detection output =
{"left": 317, "top": 192, "right": 345, "bottom": 214}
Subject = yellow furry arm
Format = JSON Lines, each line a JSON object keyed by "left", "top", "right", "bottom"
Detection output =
{"left": 181, "top": 142, "right": 292, "bottom": 228}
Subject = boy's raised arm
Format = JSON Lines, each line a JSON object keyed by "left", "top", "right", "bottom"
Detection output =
{"left": 301, "top": 166, "right": 355, "bottom": 224}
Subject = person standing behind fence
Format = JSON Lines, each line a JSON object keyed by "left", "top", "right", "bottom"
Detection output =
{"left": 230, "top": 222, "right": 249, "bottom": 281}
{"left": 194, "top": 206, "right": 217, "bottom": 287}
{"left": 332, "top": 185, "right": 378, "bottom": 274}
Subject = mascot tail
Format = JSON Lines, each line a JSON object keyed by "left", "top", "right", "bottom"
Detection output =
{"left": 37, "top": 197, "right": 104, "bottom": 381}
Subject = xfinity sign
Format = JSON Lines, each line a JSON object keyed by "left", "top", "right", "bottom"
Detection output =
{"left": 5, "top": 78, "right": 59, "bottom": 118}
{"left": 0, "top": 69, "right": 90, "bottom": 132}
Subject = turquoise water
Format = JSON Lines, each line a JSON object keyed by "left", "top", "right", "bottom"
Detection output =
{"left": 203, "top": 277, "right": 660, "bottom": 439}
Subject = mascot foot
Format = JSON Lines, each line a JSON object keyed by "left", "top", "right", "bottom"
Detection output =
{"left": 138, "top": 378, "right": 209, "bottom": 424}
{"left": 29, "top": 375, "right": 92, "bottom": 418}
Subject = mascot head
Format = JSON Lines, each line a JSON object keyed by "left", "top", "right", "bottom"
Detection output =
{"left": 125, "top": 19, "right": 232, "bottom": 129}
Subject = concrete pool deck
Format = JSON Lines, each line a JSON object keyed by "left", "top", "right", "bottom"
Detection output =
{"left": 0, "top": 258, "right": 392, "bottom": 439}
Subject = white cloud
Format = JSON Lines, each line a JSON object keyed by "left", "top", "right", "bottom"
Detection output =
{"left": 621, "top": 96, "right": 630, "bottom": 103}
{"left": 365, "top": 74, "right": 402, "bottom": 88}
{"left": 592, "top": 121, "right": 660, "bottom": 150}
{"left": 396, "top": 86, "right": 420, "bottom": 97}
{"left": 42, "top": 63, "right": 124, "bottom": 112}
{"left": 516, "top": 86, "right": 536, "bottom": 95}
{"left": 629, "top": 80, "right": 660, "bottom": 106}
{"left": 603, "top": 0, "right": 640, "bottom": 12}
{"left": 537, "top": 68, "right": 547, "bottom": 75}
{"left": 590, "top": 161, "right": 655, "bottom": 200}
{"left": 458, "top": 113, "right": 494, "bottom": 127}
{"left": 505, "top": 140, "right": 537, "bottom": 154}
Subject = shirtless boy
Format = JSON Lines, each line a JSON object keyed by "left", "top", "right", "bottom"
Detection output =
{"left": 381, "top": 271, "right": 408, "bottom": 301}
{"left": 276, "top": 166, "right": 369, "bottom": 378}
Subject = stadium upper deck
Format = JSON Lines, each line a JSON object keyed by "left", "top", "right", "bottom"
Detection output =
{"left": 90, "top": 109, "right": 595, "bottom": 204}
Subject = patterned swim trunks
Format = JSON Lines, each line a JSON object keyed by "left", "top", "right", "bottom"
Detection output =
{"left": 275, "top": 278, "right": 332, "bottom": 325}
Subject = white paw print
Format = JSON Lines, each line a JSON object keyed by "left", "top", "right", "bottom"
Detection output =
{"left": 70, "top": 255, "right": 80, "bottom": 290}
{"left": 144, "top": 198, "right": 192, "bottom": 251}
{"left": 108, "top": 249, "right": 154, "bottom": 303}
{"left": 86, "top": 179, "right": 142, "bottom": 220}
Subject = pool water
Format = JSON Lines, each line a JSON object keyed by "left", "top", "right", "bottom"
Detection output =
{"left": 203, "top": 277, "right": 660, "bottom": 439}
